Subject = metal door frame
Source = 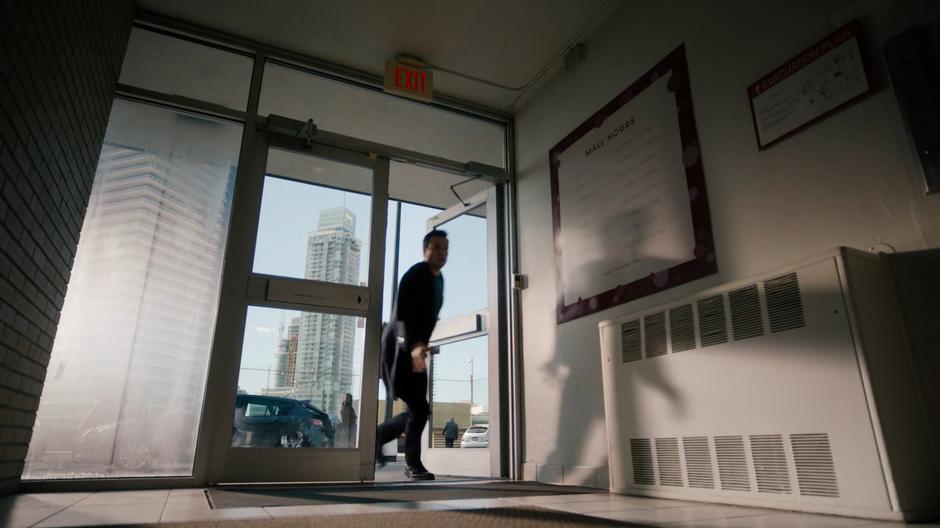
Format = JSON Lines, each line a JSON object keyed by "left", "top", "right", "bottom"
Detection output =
{"left": 421, "top": 185, "right": 509, "bottom": 478}
{"left": 199, "top": 126, "right": 389, "bottom": 484}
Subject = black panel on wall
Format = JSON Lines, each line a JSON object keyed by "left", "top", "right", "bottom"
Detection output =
{"left": 0, "top": 0, "right": 135, "bottom": 496}
{"left": 884, "top": 23, "right": 940, "bottom": 195}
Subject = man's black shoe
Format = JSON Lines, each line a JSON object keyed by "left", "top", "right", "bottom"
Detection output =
{"left": 375, "top": 445, "right": 386, "bottom": 468}
{"left": 404, "top": 465, "right": 435, "bottom": 480}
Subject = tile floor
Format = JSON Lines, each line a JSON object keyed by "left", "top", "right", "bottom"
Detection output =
{"left": 1, "top": 485, "right": 938, "bottom": 528}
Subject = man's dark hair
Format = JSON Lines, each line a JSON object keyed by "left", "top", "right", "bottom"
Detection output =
{"left": 423, "top": 229, "right": 448, "bottom": 250}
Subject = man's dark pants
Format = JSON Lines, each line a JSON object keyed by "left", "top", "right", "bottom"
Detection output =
{"left": 376, "top": 372, "right": 429, "bottom": 468}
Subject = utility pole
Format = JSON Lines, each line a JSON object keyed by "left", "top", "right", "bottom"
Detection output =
{"left": 468, "top": 357, "right": 474, "bottom": 409}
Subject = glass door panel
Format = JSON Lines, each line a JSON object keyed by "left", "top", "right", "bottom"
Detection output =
{"left": 427, "top": 203, "right": 489, "bottom": 450}
{"left": 252, "top": 150, "right": 372, "bottom": 284}
{"left": 233, "top": 306, "right": 361, "bottom": 450}
{"left": 430, "top": 336, "right": 488, "bottom": 449}
{"left": 206, "top": 128, "right": 387, "bottom": 484}
{"left": 419, "top": 188, "right": 497, "bottom": 478}
{"left": 433, "top": 205, "right": 487, "bottom": 319}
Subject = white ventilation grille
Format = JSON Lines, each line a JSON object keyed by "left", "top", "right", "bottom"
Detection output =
{"left": 655, "top": 437, "right": 683, "bottom": 486}
{"left": 630, "top": 432, "right": 839, "bottom": 499}
{"left": 621, "top": 319, "right": 641, "bottom": 363}
{"left": 697, "top": 295, "right": 728, "bottom": 347}
{"left": 730, "top": 284, "right": 764, "bottom": 340}
{"left": 765, "top": 273, "right": 805, "bottom": 332}
{"left": 750, "top": 434, "right": 791, "bottom": 494}
{"left": 644, "top": 312, "right": 667, "bottom": 358}
{"left": 669, "top": 304, "right": 695, "bottom": 352}
{"left": 631, "top": 438, "right": 654, "bottom": 485}
{"left": 683, "top": 436, "right": 714, "bottom": 489}
{"left": 715, "top": 435, "right": 751, "bottom": 491}
{"left": 619, "top": 272, "right": 808, "bottom": 364}
{"left": 791, "top": 433, "right": 840, "bottom": 498}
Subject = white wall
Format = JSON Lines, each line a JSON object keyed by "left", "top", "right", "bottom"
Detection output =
{"left": 514, "top": 0, "right": 940, "bottom": 486}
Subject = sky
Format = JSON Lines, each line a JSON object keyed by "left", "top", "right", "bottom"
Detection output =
{"left": 237, "top": 173, "right": 490, "bottom": 414}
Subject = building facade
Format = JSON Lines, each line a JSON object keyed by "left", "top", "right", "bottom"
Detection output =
{"left": 293, "top": 207, "right": 360, "bottom": 414}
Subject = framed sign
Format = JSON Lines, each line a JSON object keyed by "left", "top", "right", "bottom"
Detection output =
{"left": 748, "top": 20, "right": 872, "bottom": 149}
{"left": 549, "top": 44, "right": 717, "bottom": 324}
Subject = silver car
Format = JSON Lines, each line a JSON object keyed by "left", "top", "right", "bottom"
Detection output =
{"left": 460, "top": 424, "right": 489, "bottom": 448}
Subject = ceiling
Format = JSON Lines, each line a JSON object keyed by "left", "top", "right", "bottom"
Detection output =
{"left": 135, "top": 0, "right": 624, "bottom": 112}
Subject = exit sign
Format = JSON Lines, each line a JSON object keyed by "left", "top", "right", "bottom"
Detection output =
{"left": 384, "top": 60, "right": 433, "bottom": 102}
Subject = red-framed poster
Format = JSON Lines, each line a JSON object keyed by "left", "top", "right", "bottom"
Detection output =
{"left": 549, "top": 44, "right": 717, "bottom": 324}
{"left": 748, "top": 20, "right": 872, "bottom": 150}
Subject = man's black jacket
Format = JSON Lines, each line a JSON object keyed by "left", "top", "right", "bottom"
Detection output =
{"left": 381, "top": 261, "right": 442, "bottom": 400}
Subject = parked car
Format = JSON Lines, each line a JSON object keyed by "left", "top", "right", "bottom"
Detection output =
{"left": 460, "top": 424, "right": 489, "bottom": 448}
{"left": 232, "top": 394, "right": 334, "bottom": 448}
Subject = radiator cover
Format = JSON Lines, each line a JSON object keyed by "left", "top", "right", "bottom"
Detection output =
{"left": 598, "top": 248, "right": 940, "bottom": 521}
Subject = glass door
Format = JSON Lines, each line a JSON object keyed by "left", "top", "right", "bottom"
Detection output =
{"left": 419, "top": 187, "right": 504, "bottom": 478}
{"left": 201, "top": 128, "right": 388, "bottom": 483}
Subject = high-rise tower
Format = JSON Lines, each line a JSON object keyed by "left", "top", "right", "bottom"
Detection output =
{"left": 293, "top": 207, "right": 361, "bottom": 413}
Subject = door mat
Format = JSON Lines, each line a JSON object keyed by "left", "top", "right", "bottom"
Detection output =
{"left": 207, "top": 481, "right": 600, "bottom": 509}
{"left": 152, "top": 506, "right": 644, "bottom": 527}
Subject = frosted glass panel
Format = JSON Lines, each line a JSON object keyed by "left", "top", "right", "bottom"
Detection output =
{"left": 119, "top": 28, "right": 253, "bottom": 111}
{"left": 259, "top": 62, "right": 506, "bottom": 167}
{"left": 23, "top": 100, "right": 242, "bottom": 479}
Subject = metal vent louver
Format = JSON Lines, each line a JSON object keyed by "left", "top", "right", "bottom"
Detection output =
{"left": 669, "top": 304, "right": 695, "bottom": 352}
{"left": 631, "top": 438, "right": 655, "bottom": 485}
{"left": 621, "top": 319, "right": 641, "bottom": 363}
{"left": 730, "top": 285, "right": 764, "bottom": 341}
{"left": 715, "top": 435, "right": 751, "bottom": 491}
{"left": 750, "top": 434, "right": 791, "bottom": 494}
{"left": 644, "top": 312, "right": 667, "bottom": 358}
{"left": 764, "top": 273, "right": 805, "bottom": 332}
{"left": 683, "top": 436, "right": 714, "bottom": 489}
{"left": 697, "top": 295, "right": 728, "bottom": 347}
{"left": 791, "top": 433, "right": 840, "bottom": 498}
{"left": 655, "top": 437, "right": 683, "bottom": 486}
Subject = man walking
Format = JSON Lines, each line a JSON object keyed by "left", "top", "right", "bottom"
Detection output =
{"left": 443, "top": 417, "right": 459, "bottom": 448}
{"left": 376, "top": 230, "right": 448, "bottom": 480}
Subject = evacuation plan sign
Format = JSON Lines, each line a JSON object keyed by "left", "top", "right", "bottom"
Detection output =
{"left": 748, "top": 20, "right": 872, "bottom": 149}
